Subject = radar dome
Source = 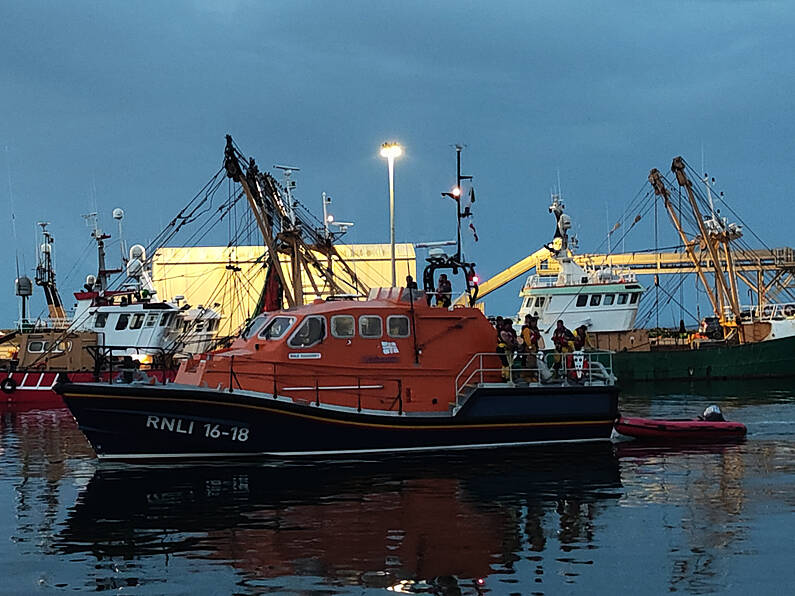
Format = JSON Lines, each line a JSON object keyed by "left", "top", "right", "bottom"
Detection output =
{"left": 126, "top": 258, "right": 143, "bottom": 278}
{"left": 15, "top": 276, "right": 33, "bottom": 296}
{"left": 112, "top": 208, "right": 124, "bottom": 220}
{"left": 129, "top": 244, "right": 146, "bottom": 261}
{"left": 85, "top": 274, "right": 97, "bottom": 287}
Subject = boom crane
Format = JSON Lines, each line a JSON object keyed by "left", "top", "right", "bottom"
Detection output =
{"left": 222, "top": 135, "right": 369, "bottom": 310}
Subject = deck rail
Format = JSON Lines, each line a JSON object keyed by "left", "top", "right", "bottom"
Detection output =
{"left": 454, "top": 350, "right": 615, "bottom": 403}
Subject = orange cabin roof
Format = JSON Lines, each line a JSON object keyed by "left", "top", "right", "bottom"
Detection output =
{"left": 176, "top": 288, "right": 500, "bottom": 412}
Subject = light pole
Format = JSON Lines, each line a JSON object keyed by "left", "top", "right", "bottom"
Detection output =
{"left": 380, "top": 142, "right": 402, "bottom": 287}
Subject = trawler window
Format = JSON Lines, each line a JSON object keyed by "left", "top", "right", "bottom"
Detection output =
{"left": 115, "top": 314, "right": 130, "bottom": 330}
{"left": 387, "top": 315, "right": 410, "bottom": 338}
{"left": 535, "top": 297, "right": 546, "bottom": 308}
{"left": 288, "top": 316, "right": 326, "bottom": 348}
{"left": 260, "top": 316, "right": 295, "bottom": 340}
{"left": 576, "top": 295, "right": 588, "bottom": 307}
{"left": 145, "top": 314, "right": 158, "bottom": 327}
{"left": 28, "top": 341, "right": 44, "bottom": 353}
{"left": 130, "top": 314, "right": 145, "bottom": 330}
{"left": 590, "top": 295, "right": 601, "bottom": 306}
{"left": 604, "top": 294, "right": 615, "bottom": 306}
{"left": 525, "top": 297, "right": 533, "bottom": 308}
{"left": 630, "top": 293, "right": 639, "bottom": 304}
{"left": 159, "top": 313, "right": 171, "bottom": 327}
{"left": 618, "top": 294, "right": 628, "bottom": 305}
{"left": 331, "top": 315, "right": 355, "bottom": 338}
{"left": 359, "top": 315, "right": 383, "bottom": 338}
{"left": 94, "top": 312, "right": 108, "bottom": 328}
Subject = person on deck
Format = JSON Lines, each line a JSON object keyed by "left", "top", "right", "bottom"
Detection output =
{"left": 435, "top": 274, "right": 452, "bottom": 307}
{"left": 552, "top": 320, "right": 574, "bottom": 376}
{"left": 572, "top": 324, "right": 592, "bottom": 351}
{"left": 519, "top": 315, "right": 541, "bottom": 380}
{"left": 497, "top": 319, "right": 518, "bottom": 382}
{"left": 405, "top": 275, "right": 418, "bottom": 290}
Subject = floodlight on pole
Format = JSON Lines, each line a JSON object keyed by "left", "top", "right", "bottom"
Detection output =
{"left": 380, "top": 142, "right": 402, "bottom": 287}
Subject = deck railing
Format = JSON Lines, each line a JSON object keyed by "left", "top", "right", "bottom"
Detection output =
{"left": 454, "top": 350, "right": 615, "bottom": 401}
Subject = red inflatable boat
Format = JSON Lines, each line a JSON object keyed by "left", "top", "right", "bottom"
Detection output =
{"left": 615, "top": 416, "right": 747, "bottom": 441}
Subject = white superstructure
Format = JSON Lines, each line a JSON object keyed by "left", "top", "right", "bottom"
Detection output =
{"left": 515, "top": 196, "right": 644, "bottom": 344}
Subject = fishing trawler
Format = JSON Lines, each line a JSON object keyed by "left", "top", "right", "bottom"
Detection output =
{"left": 514, "top": 195, "right": 644, "bottom": 345}
{"left": 474, "top": 156, "right": 795, "bottom": 382}
{"left": 56, "top": 138, "right": 619, "bottom": 460}
{"left": 1, "top": 215, "right": 220, "bottom": 410}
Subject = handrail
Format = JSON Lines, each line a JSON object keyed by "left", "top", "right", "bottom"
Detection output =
{"left": 454, "top": 350, "right": 616, "bottom": 400}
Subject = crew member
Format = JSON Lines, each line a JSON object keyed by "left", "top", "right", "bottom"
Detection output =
{"left": 572, "top": 324, "right": 592, "bottom": 351}
{"left": 497, "top": 319, "right": 518, "bottom": 382}
{"left": 552, "top": 320, "right": 574, "bottom": 376}
{"left": 435, "top": 274, "right": 452, "bottom": 308}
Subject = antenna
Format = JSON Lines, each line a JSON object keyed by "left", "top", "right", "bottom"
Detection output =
{"left": 274, "top": 164, "right": 300, "bottom": 226}
{"left": 113, "top": 208, "right": 127, "bottom": 264}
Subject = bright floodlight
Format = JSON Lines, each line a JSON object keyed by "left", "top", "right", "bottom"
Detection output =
{"left": 452, "top": 186, "right": 461, "bottom": 197}
{"left": 380, "top": 142, "right": 403, "bottom": 159}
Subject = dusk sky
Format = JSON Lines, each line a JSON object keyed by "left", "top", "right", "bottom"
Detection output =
{"left": 2, "top": 0, "right": 793, "bottom": 326}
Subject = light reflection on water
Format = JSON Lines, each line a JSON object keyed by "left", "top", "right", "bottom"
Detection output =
{"left": 0, "top": 382, "right": 793, "bottom": 594}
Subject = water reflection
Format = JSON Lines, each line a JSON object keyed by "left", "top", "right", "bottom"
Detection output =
{"left": 54, "top": 446, "right": 621, "bottom": 592}
{"left": 2, "top": 398, "right": 793, "bottom": 594}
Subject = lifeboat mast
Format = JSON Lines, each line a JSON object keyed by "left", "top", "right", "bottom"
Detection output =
{"left": 424, "top": 145, "right": 480, "bottom": 306}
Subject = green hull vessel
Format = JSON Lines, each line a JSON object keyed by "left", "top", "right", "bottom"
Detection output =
{"left": 613, "top": 335, "right": 795, "bottom": 383}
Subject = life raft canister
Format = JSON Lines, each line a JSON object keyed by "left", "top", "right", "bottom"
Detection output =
{"left": 1, "top": 377, "right": 18, "bottom": 394}
{"left": 566, "top": 351, "right": 589, "bottom": 382}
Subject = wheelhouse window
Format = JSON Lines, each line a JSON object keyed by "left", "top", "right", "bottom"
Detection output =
{"left": 331, "top": 315, "right": 355, "bottom": 338}
{"left": 618, "top": 294, "right": 629, "bottom": 305}
{"left": 115, "top": 314, "right": 130, "bottom": 330}
{"left": 535, "top": 297, "right": 546, "bottom": 308}
{"left": 287, "top": 316, "right": 326, "bottom": 348}
{"left": 524, "top": 297, "right": 533, "bottom": 308}
{"left": 94, "top": 312, "right": 108, "bottom": 328}
{"left": 630, "top": 293, "right": 639, "bottom": 304}
{"left": 387, "top": 315, "right": 410, "bottom": 338}
{"left": 130, "top": 314, "right": 145, "bottom": 330}
{"left": 159, "top": 313, "right": 172, "bottom": 327}
{"left": 359, "top": 315, "right": 383, "bottom": 338}
{"left": 590, "top": 295, "right": 601, "bottom": 306}
{"left": 576, "top": 295, "right": 588, "bottom": 307}
{"left": 604, "top": 294, "right": 615, "bottom": 306}
{"left": 144, "top": 314, "right": 158, "bottom": 327}
{"left": 260, "top": 316, "right": 295, "bottom": 340}
{"left": 28, "top": 341, "right": 44, "bottom": 353}
{"left": 242, "top": 315, "right": 267, "bottom": 339}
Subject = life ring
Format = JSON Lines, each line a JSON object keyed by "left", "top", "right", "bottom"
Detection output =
{"left": 1, "top": 377, "right": 18, "bottom": 394}
{"left": 784, "top": 305, "right": 795, "bottom": 318}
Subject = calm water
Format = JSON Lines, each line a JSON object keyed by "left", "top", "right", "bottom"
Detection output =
{"left": 1, "top": 382, "right": 793, "bottom": 595}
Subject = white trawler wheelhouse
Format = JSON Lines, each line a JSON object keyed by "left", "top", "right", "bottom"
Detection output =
{"left": 515, "top": 196, "right": 644, "bottom": 343}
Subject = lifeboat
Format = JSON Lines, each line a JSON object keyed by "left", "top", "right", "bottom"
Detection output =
{"left": 614, "top": 416, "right": 747, "bottom": 441}
{"left": 55, "top": 287, "right": 621, "bottom": 460}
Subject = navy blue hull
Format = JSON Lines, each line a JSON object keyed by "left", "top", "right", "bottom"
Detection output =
{"left": 58, "top": 382, "right": 619, "bottom": 459}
